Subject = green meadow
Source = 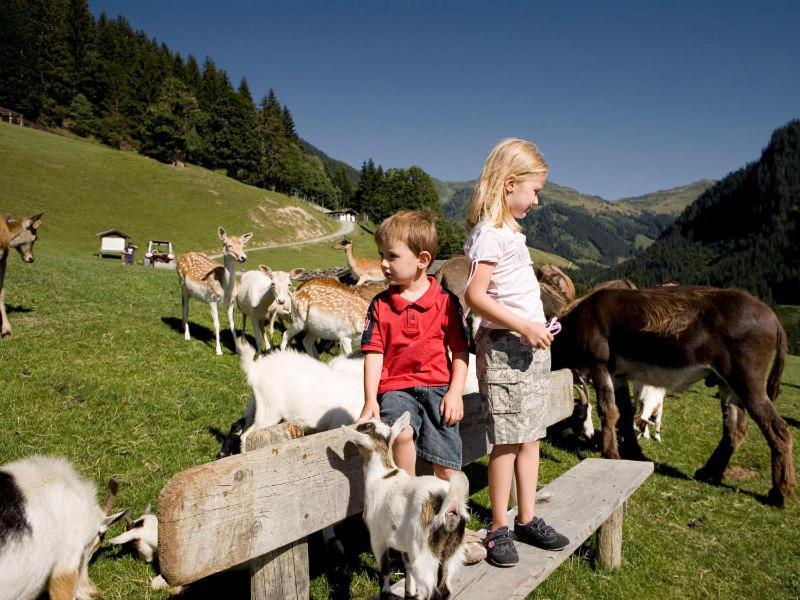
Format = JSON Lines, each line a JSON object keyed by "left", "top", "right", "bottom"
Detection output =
{"left": 1, "top": 123, "right": 799, "bottom": 598}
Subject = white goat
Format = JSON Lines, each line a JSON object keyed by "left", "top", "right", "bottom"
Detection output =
{"left": 634, "top": 382, "right": 666, "bottom": 442}
{"left": 341, "top": 414, "right": 469, "bottom": 599}
{"left": 236, "top": 265, "right": 304, "bottom": 354}
{"left": 0, "top": 455, "right": 126, "bottom": 600}
{"left": 280, "top": 277, "right": 369, "bottom": 357}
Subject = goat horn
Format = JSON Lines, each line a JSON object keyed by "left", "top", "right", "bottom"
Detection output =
{"left": 101, "top": 478, "right": 120, "bottom": 515}
{"left": 573, "top": 383, "right": 588, "bottom": 405}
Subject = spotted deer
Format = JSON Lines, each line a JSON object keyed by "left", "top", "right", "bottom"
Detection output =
{"left": 280, "top": 277, "right": 369, "bottom": 357}
{"left": 1, "top": 213, "right": 43, "bottom": 339}
{"left": 176, "top": 227, "right": 252, "bottom": 355}
{"left": 333, "top": 237, "right": 385, "bottom": 286}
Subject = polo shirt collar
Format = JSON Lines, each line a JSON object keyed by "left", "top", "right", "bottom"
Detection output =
{"left": 385, "top": 276, "right": 440, "bottom": 311}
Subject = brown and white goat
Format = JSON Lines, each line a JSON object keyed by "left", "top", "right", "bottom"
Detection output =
{"left": 551, "top": 286, "right": 793, "bottom": 506}
{"left": 341, "top": 414, "right": 468, "bottom": 599}
{"left": 333, "top": 237, "right": 385, "bottom": 286}
{"left": 176, "top": 227, "right": 252, "bottom": 355}
{"left": 280, "top": 277, "right": 369, "bottom": 356}
{"left": 0, "top": 213, "right": 43, "bottom": 339}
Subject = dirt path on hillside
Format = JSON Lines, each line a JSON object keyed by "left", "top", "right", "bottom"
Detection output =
{"left": 208, "top": 220, "right": 354, "bottom": 259}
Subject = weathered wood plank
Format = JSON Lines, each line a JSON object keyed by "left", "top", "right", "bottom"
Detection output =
{"left": 158, "top": 370, "right": 573, "bottom": 586}
{"left": 391, "top": 458, "right": 653, "bottom": 599}
{"left": 597, "top": 504, "right": 624, "bottom": 569}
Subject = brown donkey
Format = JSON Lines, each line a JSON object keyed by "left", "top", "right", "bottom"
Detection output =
{"left": 0, "top": 212, "right": 43, "bottom": 338}
{"left": 551, "top": 285, "right": 793, "bottom": 506}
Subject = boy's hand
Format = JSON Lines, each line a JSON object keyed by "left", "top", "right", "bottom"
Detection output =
{"left": 440, "top": 390, "right": 464, "bottom": 426}
{"left": 521, "top": 321, "right": 554, "bottom": 349}
{"left": 357, "top": 401, "right": 380, "bottom": 423}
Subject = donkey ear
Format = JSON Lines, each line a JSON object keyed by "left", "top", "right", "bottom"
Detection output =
{"left": 218, "top": 226, "right": 227, "bottom": 241}
{"left": 259, "top": 265, "right": 273, "bottom": 277}
{"left": 290, "top": 268, "right": 305, "bottom": 279}
{"left": 340, "top": 424, "right": 375, "bottom": 450}
{"left": 241, "top": 232, "right": 253, "bottom": 244}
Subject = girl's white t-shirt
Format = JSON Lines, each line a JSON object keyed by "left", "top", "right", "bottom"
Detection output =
{"left": 463, "top": 220, "right": 545, "bottom": 329}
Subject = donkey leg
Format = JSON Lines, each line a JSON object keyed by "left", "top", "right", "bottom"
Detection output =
{"left": 739, "top": 387, "right": 795, "bottom": 506}
{"left": 696, "top": 386, "right": 747, "bottom": 484}
{"left": 615, "top": 375, "right": 645, "bottom": 460}
{"left": 592, "top": 366, "right": 621, "bottom": 460}
{"left": 209, "top": 302, "right": 222, "bottom": 356}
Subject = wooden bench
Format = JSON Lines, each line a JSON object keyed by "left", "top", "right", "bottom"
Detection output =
{"left": 157, "top": 369, "right": 653, "bottom": 598}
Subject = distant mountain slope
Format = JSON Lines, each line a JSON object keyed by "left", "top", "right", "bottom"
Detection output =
{"left": 300, "top": 139, "right": 360, "bottom": 185}
{"left": 435, "top": 178, "right": 707, "bottom": 267}
{"left": 615, "top": 180, "right": 716, "bottom": 215}
{"left": 0, "top": 123, "right": 337, "bottom": 256}
{"left": 607, "top": 120, "right": 800, "bottom": 303}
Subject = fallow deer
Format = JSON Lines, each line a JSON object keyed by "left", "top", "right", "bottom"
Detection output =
{"left": 280, "top": 276, "right": 369, "bottom": 357}
{"left": 176, "top": 227, "right": 252, "bottom": 355}
{"left": 0, "top": 212, "right": 43, "bottom": 339}
{"left": 333, "top": 237, "right": 385, "bottom": 286}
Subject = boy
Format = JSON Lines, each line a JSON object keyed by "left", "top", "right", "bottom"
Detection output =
{"left": 357, "top": 210, "right": 486, "bottom": 563}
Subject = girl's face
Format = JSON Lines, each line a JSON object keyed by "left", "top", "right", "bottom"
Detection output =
{"left": 504, "top": 172, "right": 547, "bottom": 220}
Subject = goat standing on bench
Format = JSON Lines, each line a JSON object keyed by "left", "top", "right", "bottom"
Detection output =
{"left": 551, "top": 285, "right": 794, "bottom": 506}
{"left": 342, "top": 414, "right": 469, "bottom": 600}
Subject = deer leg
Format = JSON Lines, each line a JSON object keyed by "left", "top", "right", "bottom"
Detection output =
{"left": 1, "top": 255, "right": 12, "bottom": 338}
{"left": 209, "top": 302, "right": 222, "bottom": 356}
{"left": 696, "top": 385, "right": 747, "bottom": 483}
{"left": 259, "top": 318, "right": 271, "bottom": 351}
{"left": 302, "top": 334, "right": 319, "bottom": 358}
{"left": 340, "top": 336, "right": 353, "bottom": 356}
{"left": 227, "top": 302, "right": 237, "bottom": 353}
{"left": 654, "top": 400, "right": 663, "bottom": 442}
{"left": 250, "top": 317, "right": 262, "bottom": 354}
{"left": 280, "top": 322, "right": 302, "bottom": 351}
{"left": 615, "top": 375, "right": 645, "bottom": 460}
{"left": 181, "top": 285, "right": 191, "bottom": 341}
{"left": 591, "top": 366, "right": 621, "bottom": 460}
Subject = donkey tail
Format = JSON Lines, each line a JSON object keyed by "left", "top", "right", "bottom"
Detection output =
{"left": 767, "top": 319, "right": 788, "bottom": 401}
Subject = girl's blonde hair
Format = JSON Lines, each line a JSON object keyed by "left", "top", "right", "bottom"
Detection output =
{"left": 466, "top": 138, "right": 548, "bottom": 231}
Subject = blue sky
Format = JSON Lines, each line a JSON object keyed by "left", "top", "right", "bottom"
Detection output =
{"left": 90, "top": 1, "right": 799, "bottom": 199}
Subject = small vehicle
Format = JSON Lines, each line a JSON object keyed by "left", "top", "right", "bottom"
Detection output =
{"left": 143, "top": 240, "right": 176, "bottom": 268}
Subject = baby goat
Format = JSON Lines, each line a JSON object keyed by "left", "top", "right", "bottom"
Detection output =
{"left": 0, "top": 455, "right": 127, "bottom": 600}
{"left": 342, "top": 414, "right": 468, "bottom": 600}
{"left": 633, "top": 382, "right": 666, "bottom": 442}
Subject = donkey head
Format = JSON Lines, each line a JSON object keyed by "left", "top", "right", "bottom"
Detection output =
{"left": 7, "top": 213, "right": 44, "bottom": 263}
{"left": 218, "top": 226, "right": 252, "bottom": 263}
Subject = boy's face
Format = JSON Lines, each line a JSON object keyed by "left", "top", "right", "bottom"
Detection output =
{"left": 505, "top": 172, "right": 547, "bottom": 219}
{"left": 379, "top": 239, "right": 430, "bottom": 286}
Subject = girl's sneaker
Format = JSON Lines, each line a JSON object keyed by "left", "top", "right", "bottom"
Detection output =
{"left": 483, "top": 526, "right": 518, "bottom": 567}
{"left": 514, "top": 516, "right": 569, "bottom": 551}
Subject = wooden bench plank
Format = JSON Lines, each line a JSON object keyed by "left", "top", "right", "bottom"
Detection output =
{"left": 391, "top": 458, "right": 653, "bottom": 599}
{"left": 158, "top": 370, "right": 574, "bottom": 586}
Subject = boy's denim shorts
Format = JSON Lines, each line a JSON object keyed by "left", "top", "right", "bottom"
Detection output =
{"left": 378, "top": 385, "right": 462, "bottom": 470}
{"left": 476, "top": 328, "right": 551, "bottom": 445}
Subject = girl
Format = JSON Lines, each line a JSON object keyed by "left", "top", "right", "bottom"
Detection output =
{"left": 464, "top": 138, "right": 569, "bottom": 567}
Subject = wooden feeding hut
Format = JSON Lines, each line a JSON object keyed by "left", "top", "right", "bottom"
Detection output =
{"left": 326, "top": 208, "right": 358, "bottom": 222}
{"left": 96, "top": 229, "right": 132, "bottom": 258}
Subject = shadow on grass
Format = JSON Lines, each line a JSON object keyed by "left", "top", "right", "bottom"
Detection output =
{"left": 6, "top": 304, "right": 33, "bottom": 313}
{"left": 161, "top": 316, "right": 237, "bottom": 353}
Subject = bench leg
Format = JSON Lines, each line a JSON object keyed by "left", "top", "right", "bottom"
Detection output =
{"left": 596, "top": 504, "right": 624, "bottom": 569}
{"left": 250, "top": 537, "right": 309, "bottom": 599}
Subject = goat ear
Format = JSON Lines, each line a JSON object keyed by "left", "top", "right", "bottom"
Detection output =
{"left": 104, "top": 508, "right": 130, "bottom": 528}
{"left": 340, "top": 424, "right": 374, "bottom": 450}
{"left": 259, "top": 264, "right": 273, "bottom": 277}
{"left": 241, "top": 232, "right": 253, "bottom": 244}
{"left": 218, "top": 226, "right": 227, "bottom": 241}
{"left": 389, "top": 412, "right": 411, "bottom": 444}
{"left": 290, "top": 268, "right": 305, "bottom": 279}
{"left": 143, "top": 502, "right": 152, "bottom": 516}
{"left": 108, "top": 529, "right": 140, "bottom": 545}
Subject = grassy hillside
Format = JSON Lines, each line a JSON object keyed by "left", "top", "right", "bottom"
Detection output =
{"left": 0, "top": 250, "right": 798, "bottom": 599}
{"left": 615, "top": 180, "right": 716, "bottom": 215}
{"left": 0, "top": 122, "right": 338, "bottom": 256}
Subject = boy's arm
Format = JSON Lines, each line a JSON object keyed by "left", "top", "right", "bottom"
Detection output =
{"left": 465, "top": 261, "right": 553, "bottom": 349}
{"left": 359, "top": 351, "right": 383, "bottom": 422}
{"left": 441, "top": 351, "right": 467, "bottom": 425}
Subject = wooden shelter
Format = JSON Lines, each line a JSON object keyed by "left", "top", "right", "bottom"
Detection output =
{"left": 96, "top": 229, "right": 132, "bottom": 258}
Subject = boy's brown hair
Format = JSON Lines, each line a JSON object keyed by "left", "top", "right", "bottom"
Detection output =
{"left": 374, "top": 210, "right": 438, "bottom": 260}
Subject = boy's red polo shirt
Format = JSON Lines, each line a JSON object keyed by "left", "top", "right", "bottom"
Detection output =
{"left": 361, "top": 276, "right": 469, "bottom": 393}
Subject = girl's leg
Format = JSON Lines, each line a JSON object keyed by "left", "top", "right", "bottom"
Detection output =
{"left": 514, "top": 440, "right": 540, "bottom": 524}
{"left": 488, "top": 443, "right": 519, "bottom": 529}
{"left": 393, "top": 426, "right": 417, "bottom": 476}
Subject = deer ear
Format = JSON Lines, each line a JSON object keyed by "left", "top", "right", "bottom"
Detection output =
{"left": 218, "top": 226, "right": 227, "bottom": 241}
{"left": 290, "top": 268, "right": 305, "bottom": 279}
{"left": 259, "top": 265, "right": 273, "bottom": 277}
{"left": 241, "top": 232, "right": 253, "bottom": 244}
{"left": 29, "top": 212, "right": 43, "bottom": 230}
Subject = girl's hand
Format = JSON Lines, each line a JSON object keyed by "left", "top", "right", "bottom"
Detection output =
{"left": 440, "top": 390, "right": 464, "bottom": 426}
{"left": 357, "top": 401, "right": 380, "bottom": 423}
{"left": 521, "top": 321, "right": 554, "bottom": 349}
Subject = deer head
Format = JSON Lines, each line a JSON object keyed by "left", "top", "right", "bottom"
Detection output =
{"left": 332, "top": 237, "right": 352, "bottom": 250}
{"left": 218, "top": 226, "right": 252, "bottom": 263}
{"left": 7, "top": 212, "right": 44, "bottom": 263}
{"left": 260, "top": 265, "right": 304, "bottom": 307}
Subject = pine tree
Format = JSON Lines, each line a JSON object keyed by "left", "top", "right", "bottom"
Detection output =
{"left": 139, "top": 77, "right": 200, "bottom": 164}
